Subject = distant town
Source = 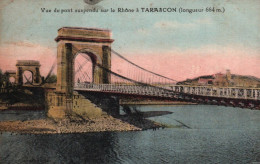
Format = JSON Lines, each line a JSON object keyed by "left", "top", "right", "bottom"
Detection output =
{"left": 177, "top": 70, "right": 260, "bottom": 88}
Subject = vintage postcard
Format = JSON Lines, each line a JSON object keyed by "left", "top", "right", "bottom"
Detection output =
{"left": 0, "top": 0, "right": 259, "bottom": 163}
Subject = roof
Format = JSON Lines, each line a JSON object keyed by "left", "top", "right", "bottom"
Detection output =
{"left": 214, "top": 72, "right": 224, "bottom": 76}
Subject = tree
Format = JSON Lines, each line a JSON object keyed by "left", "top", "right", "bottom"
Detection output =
{"left": 0, "top": 69, "right": 6, "bottom": 87}
{"left": 45, "top": 74, "right": 57, "bottom": 83}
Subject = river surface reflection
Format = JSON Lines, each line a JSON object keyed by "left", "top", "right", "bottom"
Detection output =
{"left": 0, "top": 105, "right": 260, "bottom": 163}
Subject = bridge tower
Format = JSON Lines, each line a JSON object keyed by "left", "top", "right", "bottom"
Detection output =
{"left": 16, "top": 60, "right": 42, "bottom": 85}
{"left": 48, "top": 27, "right": 114, "bottom": 119}
{"left": 55, "top": 27, "right": 113, "bottom": 96}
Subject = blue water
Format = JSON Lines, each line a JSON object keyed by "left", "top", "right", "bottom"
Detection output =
{"left": 0, "top": 105, "right": 260, "bottom": 164}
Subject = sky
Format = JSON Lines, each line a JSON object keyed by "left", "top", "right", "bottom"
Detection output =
{"left": 0, "top": 0, "right": 259, "bottom": 81}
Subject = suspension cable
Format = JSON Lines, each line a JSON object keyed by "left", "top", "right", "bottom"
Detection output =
{"left": 44, "top": 58, "right": 57, "bottom": 83}
{"left": 111, "top": 49, "right": 177, "bottom": 82}
{"left": 96, "top": 64, "right": 175, "bottom": 93}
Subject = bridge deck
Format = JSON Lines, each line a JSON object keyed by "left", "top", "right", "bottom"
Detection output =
{"left": 74, "top": 83, "right": 260, "bottom": 101}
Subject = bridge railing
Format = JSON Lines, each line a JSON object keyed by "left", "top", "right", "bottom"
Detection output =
{"left": 74, "top": 83, "right": 173, "bottom": 98}
{"left": 171, "top": 85, "right": 260, "bottom": 100}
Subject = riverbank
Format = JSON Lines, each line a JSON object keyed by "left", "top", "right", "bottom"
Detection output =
{"left": 0, "top": 114, "right": 164, "bottom": 134}
{"left": 0, "top": 103, "right": 44, "bottom": 111}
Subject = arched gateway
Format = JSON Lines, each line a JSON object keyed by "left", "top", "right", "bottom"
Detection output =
{"left": 16, "top": 60, "right": 42, "bottom": 85}
{"left": 55, "top": 27, "right": 113, "bottom": 96}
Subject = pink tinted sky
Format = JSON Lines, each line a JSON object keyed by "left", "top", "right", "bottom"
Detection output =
{"left": 115, "top": 46, "right": 260, "bottom": 81}
{"left": 0, "top": 42, "right": 259, "bottom": 81}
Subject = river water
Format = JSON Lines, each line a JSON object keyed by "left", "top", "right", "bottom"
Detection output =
{"left": 0, "top": 105, "right": 260, "bottom": 163}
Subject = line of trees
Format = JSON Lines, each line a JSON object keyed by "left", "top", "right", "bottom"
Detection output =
{"left": 0, "top": 69, "right": 8, "bottom": 87}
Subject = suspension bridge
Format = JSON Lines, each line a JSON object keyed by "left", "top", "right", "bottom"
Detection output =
{"left": 4, "top": 27, "right": 260, "bottom": 118}
{"left": 73, "top": 47, "right": 260, "bottom": 109}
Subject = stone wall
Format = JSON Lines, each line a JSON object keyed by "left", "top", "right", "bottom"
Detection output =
{"left": 46, "top": 90, "right": 119, "bottom": 119}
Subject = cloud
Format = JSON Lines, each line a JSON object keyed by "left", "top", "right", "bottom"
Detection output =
{"left": 154, "top": 21, "right": 196, "bottom": 29}
{"left": 3, "top": 41, "right": 39, "bottom": 47}
{"left": 154, "top": 18, "right": 212, "bottom": 30}
{"left": 0, "top": 0, "right": 14, "bottom": 10}
{"left": 137, "top": 28, "right": 150, "bottom": 35}
{"left": 194, "top": 18, "right": 212, "bottom": 25}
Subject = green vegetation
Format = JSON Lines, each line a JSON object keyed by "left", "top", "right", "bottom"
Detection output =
{"left": 0, "top": 69, "right": 8, "bottom": 87}
{"left": 0, "top": 69, "right": 45, "bottom": 105}
{"left": 45, "top": 74, "right": 57, "bottom": 83}
{"left": 0, "top": 88, "right": 45, "bottom": 106}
